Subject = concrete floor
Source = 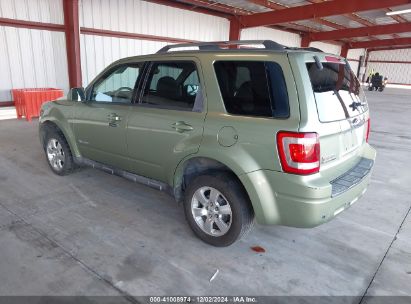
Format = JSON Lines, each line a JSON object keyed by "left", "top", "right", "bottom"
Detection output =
{"left": 0, "top": 88, "right": 410, "bottom": 302}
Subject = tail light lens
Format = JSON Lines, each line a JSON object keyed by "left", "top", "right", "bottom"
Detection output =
{"left": 277, "top": 132, "right": 320, "bottom": 175}
{"left": 365, "top": 119, "right": 370, "bottom": 143}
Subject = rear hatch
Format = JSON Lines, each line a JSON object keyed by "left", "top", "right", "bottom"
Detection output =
{"left": 290, "top": 52, "right": 370, "bottom": 177}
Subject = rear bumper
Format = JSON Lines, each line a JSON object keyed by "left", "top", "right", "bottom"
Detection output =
{"left": 240, "top": 144, "right": 377, "bottom": 227}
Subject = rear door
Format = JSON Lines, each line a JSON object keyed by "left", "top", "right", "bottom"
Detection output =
{"left": 291, "top": 53, "right": 369, "bottom": 174}
{"left": 126, "top": 58, "right": 206, "bottom": 183}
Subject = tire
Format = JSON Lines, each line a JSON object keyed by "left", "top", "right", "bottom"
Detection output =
{"left": 42, "top": 125, "right": 75, "bottom": 176}
{"left": 183, "top": 172, "right": 255, "bottom": 247}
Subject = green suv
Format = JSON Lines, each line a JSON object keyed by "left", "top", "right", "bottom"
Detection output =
{"left": 39, "top": 40, "right": 376, "bottom": 246}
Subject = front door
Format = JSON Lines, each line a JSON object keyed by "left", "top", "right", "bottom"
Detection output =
{"left": 73, "top": 62, "right": 143, "bottom": 170}
{"left": 126, "top": 59, "right": 206, "bottom": 182}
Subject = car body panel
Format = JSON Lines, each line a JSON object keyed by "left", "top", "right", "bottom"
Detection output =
{"left": 72, "top": 102, "right": 132, "bottom": 170}
{"left": 127, "top": 107, "right": 206, "bottom": 182}
{"left": 39, "top": 47, "right": 376, "bottom": 228}
{"left": 240, "top": 143, "right": 376, "bottom": 225}
{"left": 288, "top": 52, "right": 370, "bottom": 181}
{"left": 39, "top": 100, "right": 80, "bottom": 156}
{"left": 126, "top": 56, "right": 207, "bottom": 182}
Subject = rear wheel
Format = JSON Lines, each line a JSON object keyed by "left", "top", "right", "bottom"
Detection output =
{"left": 43, "top": 126, "right": 75, "bottom": 175}
{"left": 183, "top": 173, "right": 254, "bottom": 247}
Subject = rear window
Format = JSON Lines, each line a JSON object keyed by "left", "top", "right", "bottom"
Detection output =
{"left": 214, "top": 61, "right": 289, "bottom": 118}
{"left": 306, "top": 62, "right": 368, "bottom": 122}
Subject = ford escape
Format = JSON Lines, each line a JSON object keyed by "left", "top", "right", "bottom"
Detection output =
{"left": 39, "top": 40, "right": 376, "bottom": 246}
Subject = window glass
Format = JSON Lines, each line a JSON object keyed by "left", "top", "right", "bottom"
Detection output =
{"left": 142, "top": 61, "right": 201, "bottom": 111}
{"left": 306, "top": 62, "right": 368, "bottom": 122}
{"left": 214, "top": 61, "right": 289, "bottom": 118}
{"left": 91, "top": 64, "right": 142, "bottom": 103}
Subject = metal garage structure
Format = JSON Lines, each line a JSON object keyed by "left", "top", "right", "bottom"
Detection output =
{"left": 0, "top": 0, "right": 411, "bottom": 105}
{"left": 1, "top": 1, "right": 411, "bottom": 299}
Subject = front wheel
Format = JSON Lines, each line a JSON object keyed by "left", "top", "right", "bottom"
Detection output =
{"left": 43, "top": 126, "right": 75, "bottom": 176}
{"left": 183, "top": 173, "right": 254, "bottom": 247}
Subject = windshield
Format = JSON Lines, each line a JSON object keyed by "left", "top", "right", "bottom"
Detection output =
{"left": 306, "top": 62, "right": 368, "bottom": 122}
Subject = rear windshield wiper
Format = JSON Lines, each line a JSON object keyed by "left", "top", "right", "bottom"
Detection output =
{"left": 349, "top": 101, "right": 366, "bottom": 111}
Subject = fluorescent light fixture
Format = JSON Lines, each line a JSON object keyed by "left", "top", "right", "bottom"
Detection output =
{"left": 386, "top": 8, "right": 411, "bottom": 16}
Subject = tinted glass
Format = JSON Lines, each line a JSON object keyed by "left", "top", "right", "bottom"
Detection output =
{"left": 91, "top": 64, "right": 142, "bottom": 103}
{"left": 214, "top": 61, "right": 289, "bottom": 118}
{"left": 306, "top": 62, "right": 368, "bottom": 122}
{"left": 142, "top": 61, "right": 201, "bottom": 111}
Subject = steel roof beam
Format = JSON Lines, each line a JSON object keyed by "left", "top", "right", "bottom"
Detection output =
{"left": 172, "top": 0, "right": 250, "bottom": 16}
{"left": 385, "top": 8, "right": 408, "bottom": 23}
{"left": 349, "top": 37, "right": 411, "bottom": 49}
{"left": 308, "top": 22, "right": 411, "bottom": 41}
{"left": 239, "top": 0, "right": 411, "bottom": 28}
{"left": 249, "top": 0, "right": 345, "bottom": 30}
{"left": 145, "top": 0, "right": 234, "bottom": 19}
{"left": 367, "top": 46, "right": 411, "bottom": 52}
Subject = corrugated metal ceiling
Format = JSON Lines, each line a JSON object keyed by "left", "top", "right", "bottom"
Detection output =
{"left": 323, "top": 15, "right": 363, "bottom": 28}
{"left": 273, "top": 0, "right": 309, "bottom": 7}
{"left": 172, "top": 0, "right": 411, "bottom": 48}
{"left": 213, "top": 0, "right": 268, "bottom": 12}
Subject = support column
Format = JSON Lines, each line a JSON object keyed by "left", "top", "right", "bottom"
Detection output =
{"left": 229, "top": 18, "right": 241, "bottom": 41}
{"left": 63, "top": 0, "right": 82, "bottom": 88}
{"left": 301, "top": 34, "right": 310, "bottom": 48}
{"left": 340, "top": 43, "right": 349, "bottom": 58}
{"left": 362, "top": 50, "right": 371, "bottom": 82}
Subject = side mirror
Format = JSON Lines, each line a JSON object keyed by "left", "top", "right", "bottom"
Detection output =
{"left": 68, "top": 87, "right": 86, "bottom": 101}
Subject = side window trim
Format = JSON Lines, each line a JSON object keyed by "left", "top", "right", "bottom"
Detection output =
{"left": 132, "top": 61, "right": 150, "bottom": 104}
{"left": 135, "top": 61, "right": 155, "bottom": 105}
{"left": 135, "top": 60, "right": 204, "bottom": 112}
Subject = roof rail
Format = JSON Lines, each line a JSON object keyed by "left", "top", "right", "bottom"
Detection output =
{"left": 156, "top": 40, "right": 286, "bottom": 53}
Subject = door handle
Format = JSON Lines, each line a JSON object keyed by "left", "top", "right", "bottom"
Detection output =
{"left": 107, "top": 113, "right": 121, "bottom": 127}
{"left": 107, "top": 113, "right": 121, "bottom": 122}
{"left": 172, "top": 121, "right": 193, "bottom": 133}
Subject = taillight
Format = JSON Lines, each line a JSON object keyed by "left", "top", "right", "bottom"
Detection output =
{"left": 365, "top": 119, "right": 370, "bottom": 143}
{"left": 277, "top": 132, "right": 320, "bottom": 175}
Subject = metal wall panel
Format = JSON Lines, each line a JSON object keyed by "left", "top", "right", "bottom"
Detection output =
{"left": 310, "top": 41, "right": 341, "bottom": 55}
{"left": 348, "top": 48, "right": 365, "bottom": 60}
{"left": 0, "top": 0, "right": 64, "bottom": 24}
{"left": 348, "top": 61, "right": 359, "bottom": 75}
{"left": 79, "top": 0, "right": 229, "bottom": 41}
{"left": 369, "top": 48, "right": 411, "bottom": 61}
{"left": 0, "top": 26, "right": 69, "bottom": 101}
{"left": 240, "top": 28, "right": 344, "bottom": 56}
{"left": 367, "top": 49, "right": 411, "bottom": 84}
{"left": 366, "top": 62, "right": 411, "bottom": 84}
{"left": 80, "top": 34, "right": 169, "bottom": 86}
{"left": 79, "top": 0, "right": 229, "bottom": 86}
{"left": 347, "top": 49, "right": 365, "bottom": 76}
{"left": 0, "top": 0, "right": 67, "bottom": 103}
{"left": 240, "top": 27, "right": 301, "bottom": 47}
